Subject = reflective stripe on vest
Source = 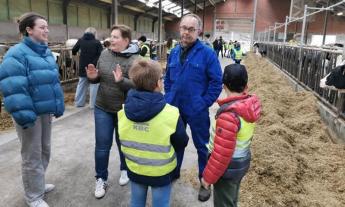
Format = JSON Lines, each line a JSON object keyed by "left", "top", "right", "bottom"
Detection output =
{"left": 118, "top": 104, "right": 179, "bottom": 176}
{"left": 207, "top": 115, "right": 256, "bottom": 158}
{"left": 140, "top": 44, "right": 151, "bottom": 60}
{"left": 234, "top": 49, "right": 243, "bottom": 60}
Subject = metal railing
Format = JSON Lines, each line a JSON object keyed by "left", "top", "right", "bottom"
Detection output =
{"left": 260, "top": 42, "right": 345, "bottom": 118}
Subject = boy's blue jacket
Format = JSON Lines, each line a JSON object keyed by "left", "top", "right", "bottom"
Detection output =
{"left": 0, "top": 37, "right": 64, "bottom": 128}
{"left": 164, "top": 39, "right": 222, "bottom": 117}
{"left": 123, "top": 89, "right": 188, "bottom": 186}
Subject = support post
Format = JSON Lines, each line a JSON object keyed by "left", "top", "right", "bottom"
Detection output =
{"left": 298, "top": 4, "right": 308, "bottom": 81}
{"left": 111, "top": 0, "right": 118, "bottom": 26}
{"left": 251, "top": 0, "right": 258, "bottom": 49}
{"left": 283, "top": 16, "right": 288, "bottom": 43}
{"left": 322, "top": 0, "right": 330, "bottom": 45}
{"left": 158, "top": 0, "right": 162, "bottom": 59}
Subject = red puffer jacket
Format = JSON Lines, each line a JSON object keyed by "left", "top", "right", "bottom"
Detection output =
{"left": 202, "top": 93, "right": 261, "bottom": 184}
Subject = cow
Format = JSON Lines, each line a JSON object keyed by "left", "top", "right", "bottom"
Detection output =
{"left": 320, "top": 64, "right": 345, "bottom": 93}
{"left": 253, "top": 42, "right": 267, "bottom": 57}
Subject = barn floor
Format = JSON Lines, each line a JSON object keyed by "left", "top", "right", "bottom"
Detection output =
{"left": 0, "top": 54, "right": 344, "bottom": 207}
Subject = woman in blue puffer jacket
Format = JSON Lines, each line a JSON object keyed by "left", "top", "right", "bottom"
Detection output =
{"left": 0, "top": 12, "right": 64, "bottom": 207}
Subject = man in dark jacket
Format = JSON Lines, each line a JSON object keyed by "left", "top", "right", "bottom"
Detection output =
{"left": 72, "top": 27, "right": 103, "bottom": 109}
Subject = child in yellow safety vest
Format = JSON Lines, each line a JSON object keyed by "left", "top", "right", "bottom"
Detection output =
{"left": 117, "top": 60, "right": 188, "bottom": 207}
{"left": 231, "top": 42, "right": 244, "bottom": 64}
{"left": 200, "top": 64, "right": 261, "bottom": 206}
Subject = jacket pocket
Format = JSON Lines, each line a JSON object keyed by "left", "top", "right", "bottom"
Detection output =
{"left": 167, "top": 63, "right": 179, "bottom": 81}
{"left": 191, "top": 95, "right": 207, "bottom": 114}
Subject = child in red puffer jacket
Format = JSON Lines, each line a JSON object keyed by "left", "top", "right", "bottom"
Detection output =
{"left": 200, "top": 64, "right": 261, "bottom": 207}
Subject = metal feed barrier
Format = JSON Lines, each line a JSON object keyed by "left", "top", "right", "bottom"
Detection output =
{"left": 259, "top": 42, "right": 345, "bottom": 119}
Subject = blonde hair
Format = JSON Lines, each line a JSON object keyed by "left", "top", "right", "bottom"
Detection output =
{"left": 129, "top": 60, "right": 162, "bottom": 91}
{"left": 85, "top": 27, "right": 97, "bottom": 37}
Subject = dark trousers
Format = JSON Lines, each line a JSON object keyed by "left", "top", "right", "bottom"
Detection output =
{"left": 214, "top": 178, "right": 242, "bottom": 207}
{"left": 174, "top": 110, "right": 210, "bottom": 179}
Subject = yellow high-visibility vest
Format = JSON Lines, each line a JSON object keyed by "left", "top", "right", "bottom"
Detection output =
{"left": 118, "top": 104, "right": 179, "bottom": 176}
{"left": 208, "top": 115, "right": 255, "bottom": 158}
{"left": 234, "top": 49, "right": 243, "bottom": 60}
{"left": 140, "top": 44, "right": 151, "bottom": 60}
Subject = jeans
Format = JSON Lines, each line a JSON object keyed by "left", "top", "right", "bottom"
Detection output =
{"left": 75, "top": 77, "right": 99, "bottom": 108}
{"left": 130, "top": 181, "right": 171, "bottom": 207}
{"left": 15, "top": 115, "right": 52, "bottom": 203}
{"left": 94, "top": 106, "right": 126, "bottom": 180}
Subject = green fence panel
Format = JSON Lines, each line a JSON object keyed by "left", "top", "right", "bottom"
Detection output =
{"left": 31, "top": 0, "right": 48, "bottom": 18}
{"left": 9, "top": 0, "right": 30, "bottom": 21}
{"left": 101, "top": 9, "right": 108, "bottom": 29}
{"left": 90, "top": 7, "right": 101, "bottom": 28}
{"left": 0, "top": 0, "right": 9, "bottom": 21}
{"left": 67, "top": 4, "right": 78, "bottom": 26}
{"left": 78, "top": 6, "right": 89, "bottom": 27}
{"left": 48, "top": 0, "right": 63, "bottom": 24}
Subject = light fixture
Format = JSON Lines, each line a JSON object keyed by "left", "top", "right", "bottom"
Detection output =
{"left": 337, "top": 11, "right": 343, "bottom": 16}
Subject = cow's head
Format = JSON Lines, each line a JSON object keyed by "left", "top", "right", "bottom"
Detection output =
{"left": 326, "top": 64, "right": 345, "bottom": 89}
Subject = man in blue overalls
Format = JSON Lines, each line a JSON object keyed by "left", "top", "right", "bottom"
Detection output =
{"left": 164, "top": 13, "right": 222, "bottom": 201}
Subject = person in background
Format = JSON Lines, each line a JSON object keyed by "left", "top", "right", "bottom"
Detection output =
{"left": 138, "top": 35, "right": 150, "bottom": 60}
{"left": 231, "top": 42, "right": 244, "bottom": 64}
{"left": 0, "top": 12, "right": 64, "bottom": 207}
{"left": 201, "top": 64, "right": 261, "bottom": 206}
{"left": 85, "top": 24, "right": 140, "bottom": 199}
{"left": 166, "top": 37, "right": 174, "bottom": 59}
{"left": 204, "top": 33, "right": 212, "bottom": 48}
{"left": 72, "top": 27, "right": 103, "bottom": 109}
{"left": 118, "top": 60, "right": 188, "bottom": 207}
{"left": 164, "top": 13, "right": 222, "bottom": 201}
{"left": 150, "top": 40, "right": 158, "bottom": 61}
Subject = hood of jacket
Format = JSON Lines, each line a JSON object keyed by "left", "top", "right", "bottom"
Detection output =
{"left": 112, "top": 43, "right": 140, "bottom": 58}
{"left": 217, "top": 93, "right": 261, "bottom": 123}
{"left": 82, "top": 32, "right": 96, "bottom": 40}
{"left": 124, "top": 89, "right": 166, "bottom": 122}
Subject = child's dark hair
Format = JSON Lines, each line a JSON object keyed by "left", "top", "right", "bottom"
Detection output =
{"left": 17, "top": 12, "right": 47, "bottom": 36}
{"left": 222, "top": 64, "right": 248, "bottom": 93}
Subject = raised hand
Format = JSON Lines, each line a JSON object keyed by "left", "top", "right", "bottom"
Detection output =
{"left": 112, "top": 64, "right": 124, "bottom": 83}
{"left": 86, "top": 64, "right": 98, "bottom": 79}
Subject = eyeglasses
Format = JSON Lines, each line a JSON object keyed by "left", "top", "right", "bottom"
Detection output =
{"left": 179, "top": 26, "right": 198, "bottom": 33}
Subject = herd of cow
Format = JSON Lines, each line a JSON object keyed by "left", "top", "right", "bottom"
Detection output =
{"left": 254, "top": 42, "right": 345, "bottom": 93}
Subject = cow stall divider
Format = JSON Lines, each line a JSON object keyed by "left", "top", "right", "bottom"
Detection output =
{"left": 50, "top": 46, "right": 80, "bottom": 84}
{"left": 257, "top": 42, "right": 345, "bottom": 142}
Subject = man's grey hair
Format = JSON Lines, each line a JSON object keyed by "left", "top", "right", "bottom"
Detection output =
{"left": 85, "top": 27, "right": 97, "bottom": 37}
{"left": 181, "top": 13, "right": 203, "bottom": 30}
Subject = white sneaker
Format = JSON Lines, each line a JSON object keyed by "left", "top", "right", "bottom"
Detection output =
{"left": 27, "top": 199, "right": 49, "bottom": 207}
{"left": 44, "top": 184, "right": 55, "bottom": 194}
{"left": 95, "top": 178, "right": 107, "bottom": 199}
{"left": 119, "top": 170, "right": 129, "bottom": 186}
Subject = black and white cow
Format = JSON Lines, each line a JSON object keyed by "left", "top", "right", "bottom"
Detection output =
{"left": 320, "top": 64, "right": 345, "bottom": 93}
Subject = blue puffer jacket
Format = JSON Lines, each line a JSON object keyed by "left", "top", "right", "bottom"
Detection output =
{"left": 164, "top": 39, "right": 222, "bottom": 117}
{"left": 0, "top": 37, "right": 64, "bottom": 128}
